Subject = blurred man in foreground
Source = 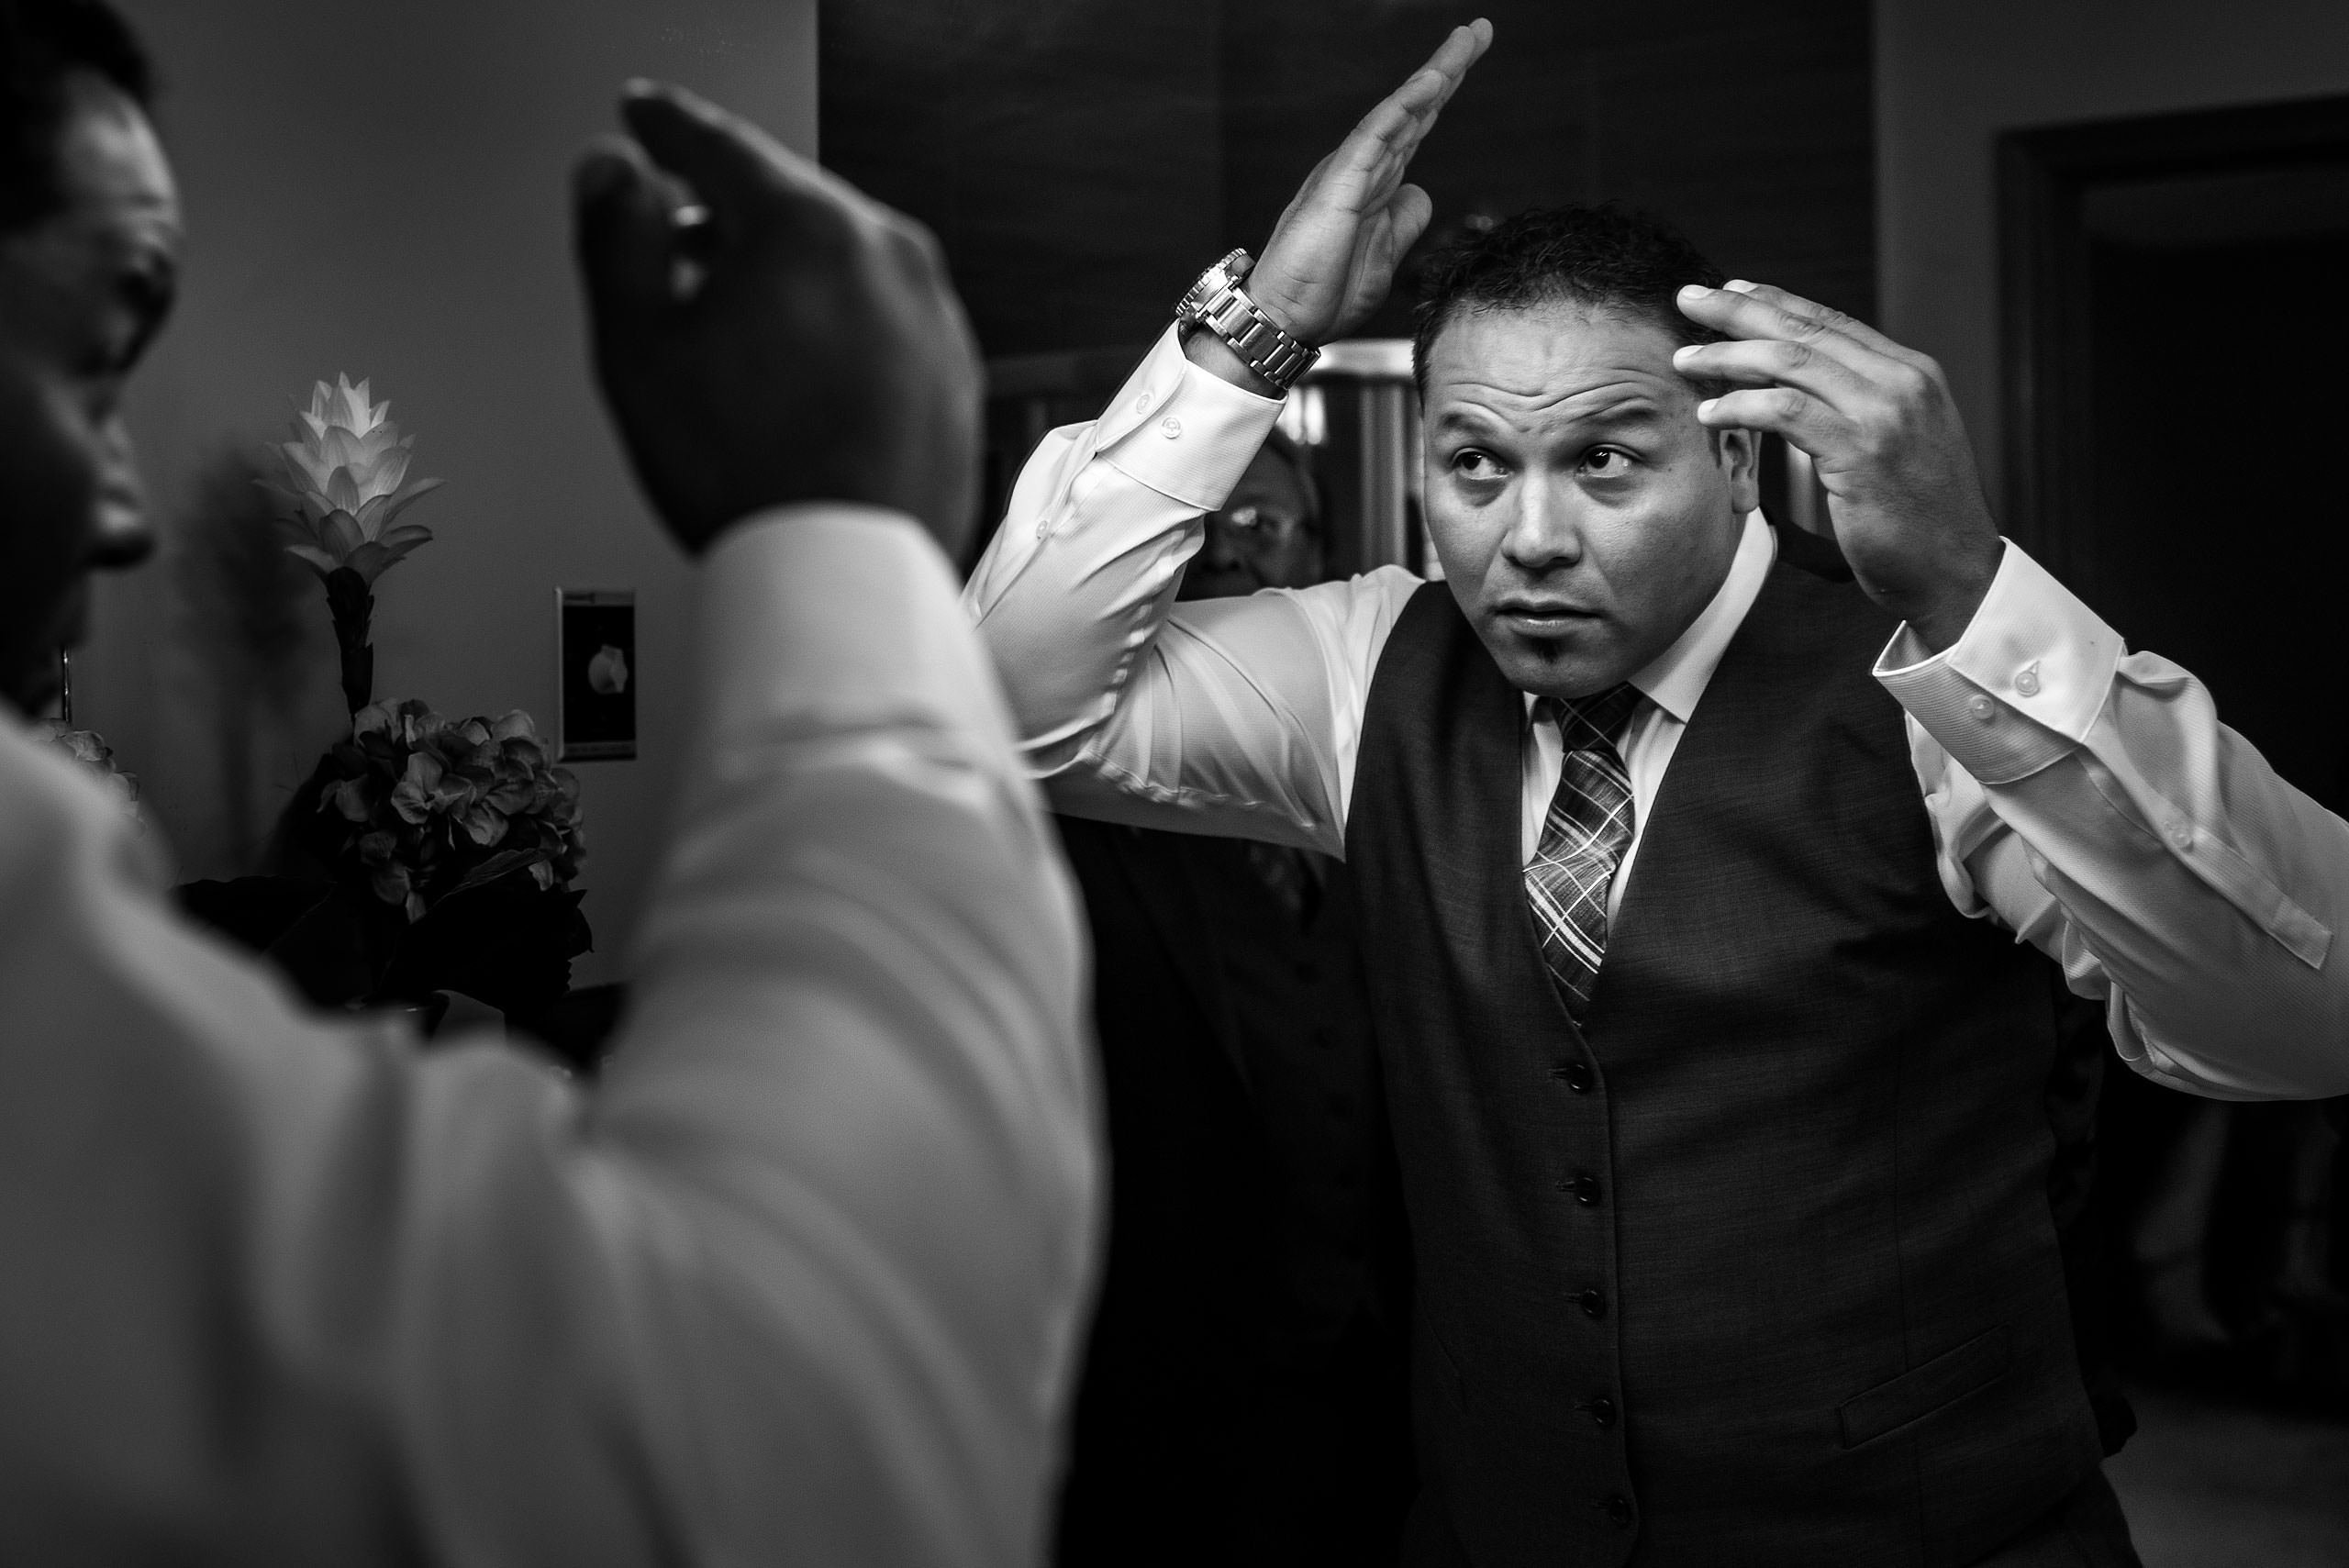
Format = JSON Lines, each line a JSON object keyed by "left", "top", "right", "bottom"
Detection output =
{"left": 0, "top": 2, "right": 1096, "bottom": 1562}
{"left": 1052, "top": 430, "right": 1415, "bottom": 1566}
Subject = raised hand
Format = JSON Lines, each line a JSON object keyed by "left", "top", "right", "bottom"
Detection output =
{"left": 573, "top": 82, "right": 982, "bottom": 558}
{"left": 1241, "top": 19, "right": 1493, "bottom": 348}
{"left": 1673, "top": 282, "right": 2003, "bottom": 651}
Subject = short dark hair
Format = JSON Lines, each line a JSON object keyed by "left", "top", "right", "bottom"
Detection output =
{"left": 0, "top": 0, "right": 154, "bottom": 235}
{"left": 1411, "top": 204, "right": 1727, "bottom": 395}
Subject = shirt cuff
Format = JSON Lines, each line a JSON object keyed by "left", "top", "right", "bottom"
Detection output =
{"left": 1095, "top": 325, "right": 1286, "bottom": 513}
{"left": 1874, "top": 539, "right": 2123, "bottom": 786}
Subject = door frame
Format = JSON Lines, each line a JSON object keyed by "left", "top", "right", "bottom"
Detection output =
{"left": 1997, "top": 93, "right": 2349, "bottom": 594}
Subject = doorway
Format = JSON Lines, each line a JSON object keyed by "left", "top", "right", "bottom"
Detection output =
{"left": 2001, "top": 92, "right": 2349, "bottom": 1565}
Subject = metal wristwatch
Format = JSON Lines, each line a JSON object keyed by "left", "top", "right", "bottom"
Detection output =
{"left": 1174, "top": 248, "right": 1320, "bottom": 394}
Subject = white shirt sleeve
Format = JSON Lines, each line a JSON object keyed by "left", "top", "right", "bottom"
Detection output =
{"left": 1878, "top": 539, "right": 2349, "bottom": 1100}
{"left": 0, "top": 506, "right": 1097, "bottom": 1566}
{"left": 965, "top": 326, "right": 1418, "bottom": 857}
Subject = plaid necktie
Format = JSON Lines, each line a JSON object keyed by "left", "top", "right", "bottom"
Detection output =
{"left": 1524, "top": 684, "right": 1643, "bottom": 1021}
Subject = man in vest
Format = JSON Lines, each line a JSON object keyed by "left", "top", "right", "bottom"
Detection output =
{"left": 966, "top": 21, "right": 2349, "bottom": 1566}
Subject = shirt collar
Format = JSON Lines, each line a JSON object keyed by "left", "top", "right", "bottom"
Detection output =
{"left": 1520, "top": 510, "right": 1778, "bottom": 724}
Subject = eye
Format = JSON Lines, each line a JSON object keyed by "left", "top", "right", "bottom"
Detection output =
{"left": 1579, "top": 446, "right": 1636, "bottom": 479}
{"left": 1449, "top": 449, "right": 1508, "bottom": 482}
{"left": 1224, "top": 506, "right": 1263, "bottom": 532}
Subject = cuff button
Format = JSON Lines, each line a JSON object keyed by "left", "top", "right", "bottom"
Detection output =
{"left": 2014, "top": 664, "right": 2042, "bottom": 697}
{"left": 2166, "top": 820, "right": 2193, "bottom": 851}
{"left": 1159, "top": 416, "right": 1184, "bottom": 439}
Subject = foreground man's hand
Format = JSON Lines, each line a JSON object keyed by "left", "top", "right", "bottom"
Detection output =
{"left": 573, "top": 82, "right": 981, "bottom": 557}
{"left": 1207, "top": 17, "right": 1490, "bottom": 371}
{"left": 1675, "top": 282, "right": 2003, "bottom": 652}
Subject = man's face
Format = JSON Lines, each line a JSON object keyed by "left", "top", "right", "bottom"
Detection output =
{"left": 1420, "top": 301, "right": 1757, "bottom": 701}
{"left": 1179, "top": 446, "right": 1322, "bottom": 600}
{"left": 0, "top": 73, "right": 179, "bottom": 717}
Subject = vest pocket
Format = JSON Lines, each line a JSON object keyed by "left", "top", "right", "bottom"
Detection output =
{"left": 1837, "top": 1325, "right": 2012, "bottom": 1450}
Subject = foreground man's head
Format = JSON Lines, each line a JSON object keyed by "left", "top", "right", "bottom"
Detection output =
{"left": 1414, "top": 206, "right": 1758, "bottom": 703}
{"left": 0, "top": 0, "right": 177, "bottom": 717}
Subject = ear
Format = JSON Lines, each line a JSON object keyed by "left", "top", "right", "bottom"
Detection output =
{"left": 1715, "top": 427, "right": 1762, "bottom": 517}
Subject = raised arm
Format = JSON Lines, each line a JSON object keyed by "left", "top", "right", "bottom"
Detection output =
{"left": 0, "top": 83, "right": 1093, "bottom": 1566}
{"left": 964, "top": 21, "right": 1491, "bottom": 855}
{"left": 1677, "top": 280, "right": 2349, "bottom": 1099}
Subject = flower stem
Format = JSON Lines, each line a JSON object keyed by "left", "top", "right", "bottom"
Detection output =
{"left": 323, "top": 566, "right": 375, "bottom": 717}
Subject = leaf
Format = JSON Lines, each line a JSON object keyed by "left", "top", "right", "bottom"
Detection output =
{"left": 446, "top": 846, "right": 538, "bottom": 897}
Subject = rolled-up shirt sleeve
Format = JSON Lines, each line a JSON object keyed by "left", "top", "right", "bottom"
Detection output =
{"left": 0, "top": 506, "right": 1097, "bottom": 1565}
{"left": 1879, "top": 539, "right": 2349, "bottom": 1099}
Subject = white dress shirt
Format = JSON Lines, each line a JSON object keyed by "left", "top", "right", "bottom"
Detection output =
{"left": 966, "top": 326, "right": 2349, "bottom": 1104}
{"left": 0, "top": 506, "right": 1097, "bottom": 1566}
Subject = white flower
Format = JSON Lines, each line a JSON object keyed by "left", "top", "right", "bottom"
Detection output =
{"left": 265, "top": 374, "right": 444, "bottom": 584}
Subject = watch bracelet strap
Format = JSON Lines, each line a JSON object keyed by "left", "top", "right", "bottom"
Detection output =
{"left": 1197, "top": 281, "right": 1320, "bottom": 392}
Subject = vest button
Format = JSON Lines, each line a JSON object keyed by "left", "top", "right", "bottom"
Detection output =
{"left": 1573, "top": 1172, "right": 1602, "bottom": 1205}
{"left": 1578, "top": 1287, "right": 1607, "bottom": 1319}
{"left": 1552, "top": 1062, "right": 1594, "bottom": 1093}
{"left": 1605, "top": 1493, "right": 1634, "bottom": 1528}
{"left": 1588, "top": 1395, "right": 1618, "bottom": 1428}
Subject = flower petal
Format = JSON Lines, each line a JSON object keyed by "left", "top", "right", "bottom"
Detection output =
{"left": 281, "top": 439, "right": 337, "bottom": 495}
{"left": 321, "top": 509, "right": 365, "bottom": 558}
{"left": 375, "top": 477, "right": 444, "bottom": 529}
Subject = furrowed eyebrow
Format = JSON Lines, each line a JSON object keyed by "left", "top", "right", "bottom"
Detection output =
{"left": 1431, "top": 397, "right": 1675, "bottom": 439}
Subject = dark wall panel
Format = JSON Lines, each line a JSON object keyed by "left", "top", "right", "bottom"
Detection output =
{"left": 820, "top": 0, "right": 1220, "bottom": 354}
{"left": 1219, "top": 1, "right": 1876, "bottom": 339}
{"left": 822, "top": 0, "right": 1873, "bottom": 353}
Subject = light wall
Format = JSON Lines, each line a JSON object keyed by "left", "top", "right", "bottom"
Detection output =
{"left": 1874, "top": 0, "right": 2349, "bottom": 506}
{"left": 90, "top": 0, "right": 816, "bottom": 984}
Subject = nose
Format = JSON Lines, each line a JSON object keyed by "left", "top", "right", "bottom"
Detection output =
{"left": 88, "top": 420, "right": 155, "bottom": 571}
{"left": 1498, "top": 473, "right": 1582, "bottom": 573}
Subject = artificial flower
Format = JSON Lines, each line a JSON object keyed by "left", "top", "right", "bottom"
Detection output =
{"left": 311, "top": 699, "right": 584, "bottom": 921}
{"left": 39, "top": 718, "right": 141, "bottom": 818}
{"left": 266, "top": 374, "right": 444, "bottom": 584}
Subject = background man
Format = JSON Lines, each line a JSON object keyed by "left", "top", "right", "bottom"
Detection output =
{"left": 1052, "top": 428, "right": 1414, "bottom": 1567}
{"left": 966, "top": 20, "right": 2349, "bottom": 1566}
{"left": 0, "top": 1, "right": 1095, "bottom": 1562}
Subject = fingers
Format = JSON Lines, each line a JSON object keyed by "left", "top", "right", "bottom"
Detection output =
{"left": 1670, "top": 335, "right": 1874, "bottom": 406}
{"left": 619, "top": 80, "right": 878, "bottom": 239}
{"left": 1675, "top": 279, "right": 1934, "bottom": 385}
{"left": 1386, "top": 183, "right": 1435, "bottom": 259}
{"left": 1694, "top": 385, "right": 1852, "bottom": 458}
{"left": 1716, "top": 279, "right": 1921, "bottom": 366}
{"left": 573, "top": 136, "right": 675, "bottom": 337}
{"left": 1410, "top": 17, "right": 1495, "bottom": 116}
{"left": 1332, "top": 20, "right": 1493, "bottom": 198}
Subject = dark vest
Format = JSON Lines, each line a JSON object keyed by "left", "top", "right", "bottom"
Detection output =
{"left": 1346, "top": 564, "right": 2105, "bottom": 1568}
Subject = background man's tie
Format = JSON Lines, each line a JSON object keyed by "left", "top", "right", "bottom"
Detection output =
{"left": 1524, "top": 684, "right": 1643, "bottom": 1021}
